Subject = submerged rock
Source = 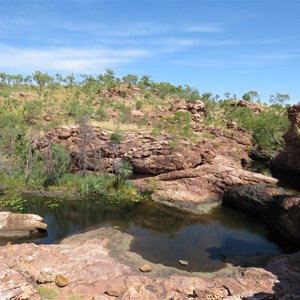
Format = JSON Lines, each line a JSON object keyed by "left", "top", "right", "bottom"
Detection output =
{"left": 178, "top": 260, "right": 189, "bottom": 266}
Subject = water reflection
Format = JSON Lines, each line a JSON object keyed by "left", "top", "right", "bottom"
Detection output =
{"left": 0, "top": 197, "right": 297, "bottom": 272}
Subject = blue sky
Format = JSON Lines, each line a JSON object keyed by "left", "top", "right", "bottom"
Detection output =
{"left": 0, "top": 0, "right": 299, "bottom": 103}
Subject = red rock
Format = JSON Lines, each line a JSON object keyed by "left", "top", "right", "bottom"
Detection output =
{"left": 0, "top": 229, "right": 299, "bottom": 299}
{"left": 270, "top": 104, "right": 300, "bottom": 173}
{"left": 55, "top": 274, "right": 69, "bottom": 287}
{"left": 223, "top": 184, "right": 300, "bottom": 242}
{"left": 0, "top": 212, "right": 47, "bottom": 238}
{"left": 230, "top": 100, "right": 264, "bottom": 113}
{"left": 43, "top": 114, "right": 52, "bottom": 122}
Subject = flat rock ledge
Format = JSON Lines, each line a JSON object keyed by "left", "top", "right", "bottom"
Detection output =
{"left": 135, "top": 155, "right": 277, "bottom": 214}
{"left": 0, "top": 227, "right": 299, "bottom": 300}
{"left": 0, "top": 211, "right": 47, "bottom": 238}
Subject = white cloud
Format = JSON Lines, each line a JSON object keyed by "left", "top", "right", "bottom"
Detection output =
{"left": 185, "top": 23, "right": 224, "bottom": 33}
{"left": 239, "top": 51, "right": 300, "bottom": 61}
{"left": 0, "top": 45, "right": 150, "bottom": 73}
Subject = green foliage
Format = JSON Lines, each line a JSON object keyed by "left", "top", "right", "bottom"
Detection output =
{"left": 111, "top": 132, "right": 122, "bottom": 144}
{"left": 33, "top": 71, "right": 54, "bottom": 94}
{"left": 11, "top": 134, "right": 46, "bottom": 186}
{"left": 66, "top": 98, "right": 93, "bottom": 119}
{"left": 78, "top": 173, "right": 140, "bottom": 203}
{"left": 269, "top": 93, "right": 290, "bottom": 105}
{"left": 201, "top": 132, "right": 215, "bottom": 139}
{"left": 252, "top": 105, "right": 289, "bottom": 149}
{"left": 113, "top": 160, "right": 133, "bottom": 186}
{"left": 37, "top": 286, "right": 58, "bottom": 300}
{"left": 135, "top": 100, "right": 143, "bottom": 110}
{"left": 115, "top": 103, "right": 131, "bottom": 123}
{"left": 122, "top": 74, "right": 139, "bottom": 87}
{"left": 242, "top": 93, "right": 251, "bottom": 101}
{"left": 95, "top": 106, "right": 108, "bottom": 121}
{"left": 0, "top": 175, "right": 27, "bottom": 211}
{"left": 0, "top": 90, "right": 10, "bottom": 97}
{"left": 4, "top": 133, "right": 71, "bottom": 187}
{"left": 138, "top": 75, "right": 152, "bottom": 89}
{"left": 44, "top": 143, "right": 71, "bottom": 186}
{"left": 168, "top": 140, "right": 179, "bottom": 149}
{"left": 67, "top": 296, "right": 84, "bottom": 300}
{"left": 165, "top": 111, "right": 193, "bottom": 138}
{"left": 227, "top": 107, "right": 255, "bottom": 130}
{"left": 0, "top": 109, "right": 25, "bottom": 155}
{"left": 226, "top": 103, "right": 289, "bottom": 150}
{"left": 144, "top": 92, "right": 151, "bottom": 100}
{"left": 23, "top": 99, "right": 43, "bottom": 124}
{"left": 97, "top": 69, "right": 120, "bottom": 90}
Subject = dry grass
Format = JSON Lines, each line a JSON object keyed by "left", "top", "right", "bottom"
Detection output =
{"left": 91, "top": 119, "right": 149, "bottom": 132}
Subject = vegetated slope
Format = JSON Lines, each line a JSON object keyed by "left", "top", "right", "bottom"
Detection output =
{"left": 0, "top": 70, "right": 291, "bottom": 198}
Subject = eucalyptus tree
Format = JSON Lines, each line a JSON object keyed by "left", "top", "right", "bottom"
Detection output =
{"left": 269, "top": 93, "right": 290, "bottom": 105}
{"left": 32, "top": 71, "right": 54, "bottom": 94}
{"left": 138, "top": 75, "right": 152, "bottom": 89}
{"left": 122, "top": 74, "right": 139, "bottom": 88}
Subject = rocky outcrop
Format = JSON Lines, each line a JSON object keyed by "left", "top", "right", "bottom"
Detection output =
{"left": 270, "top": 104, "right": 300, "bottom": 174}
{"left": 223, "top": 184, "right": 300, "bottom": 242}
{"left": 230, "top": 100, "right": 264, "bottom": 113}
{"left": 33, "top": 125, "right": 282, "bottom": 214}
{"left": 0, "top": 212, "right": 47, "bottom": 238}
{"left": 136, "top": 155, "right": 277, "bottom": 213}
{"left": 33, "top": 124, "right": 251, "bottom": 175}
{"left": 170, "top": 99, "right": 206, "bottom": 122}
{"left": 1, "top": 227, "right": 299, "bottom": 300}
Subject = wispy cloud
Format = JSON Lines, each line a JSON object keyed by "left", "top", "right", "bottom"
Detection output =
{"left": 170, "top": 50, "right": 300, "bottom": 68}
{"left": 0, "top": 45, "right": 150, "bottom": 73}
{"left": 184, "top": 23, "right": 224, "bottom": 33}
{"left": 239, "top": 51, "right": 300, "bottom": 62}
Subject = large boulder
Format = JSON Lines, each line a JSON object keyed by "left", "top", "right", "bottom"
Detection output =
{"left": 223, "top": 184, "right": 300, "bottom": 242}
{"left": 270, "top": 104, "right": 300, "bottom": 173}
{"left": 135, "top": 155, "right": 277, "bottom": 213}
{"left": 0, "top": 212, "right": 47, "bottom": 238}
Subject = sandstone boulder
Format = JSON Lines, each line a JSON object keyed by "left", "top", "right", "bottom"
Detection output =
{"left": 135, "top": 156, "right": 277, "bottom": 213}
{"left": 0, "top": 211, "right": 47, "bottom": 238}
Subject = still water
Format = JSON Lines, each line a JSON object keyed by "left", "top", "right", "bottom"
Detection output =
{"left": 1, "top": 197, "right": 297, "bottom": 272}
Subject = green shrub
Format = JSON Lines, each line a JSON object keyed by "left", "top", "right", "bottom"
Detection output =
{"left": 111, "top": 132, "right": 122, "bottom": 144}
{"left": 44, "top": 143, "right": 71, "bottom": 186}
{"left": 115, "top": 103, "right": 131, "bottom": 123}
{"left": 135, "top": 100, "right": 143, "bottom": 110}
{"left": 23, "top": 99, "right": 43, "bottom": 124}
{"left": 0, "top": 90, "right": 10, "bottom": 98}
{"left": 37, "top": 286, "right": 58, "bottom": 300}
{"left": 95, "top": 106, "right": 108, "bottom": 121}
{"left": 78, "top": 173, "right": 140, "bottom": 203}
{"left": 166, "top": 111, "right": 193, "bottom": 138}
